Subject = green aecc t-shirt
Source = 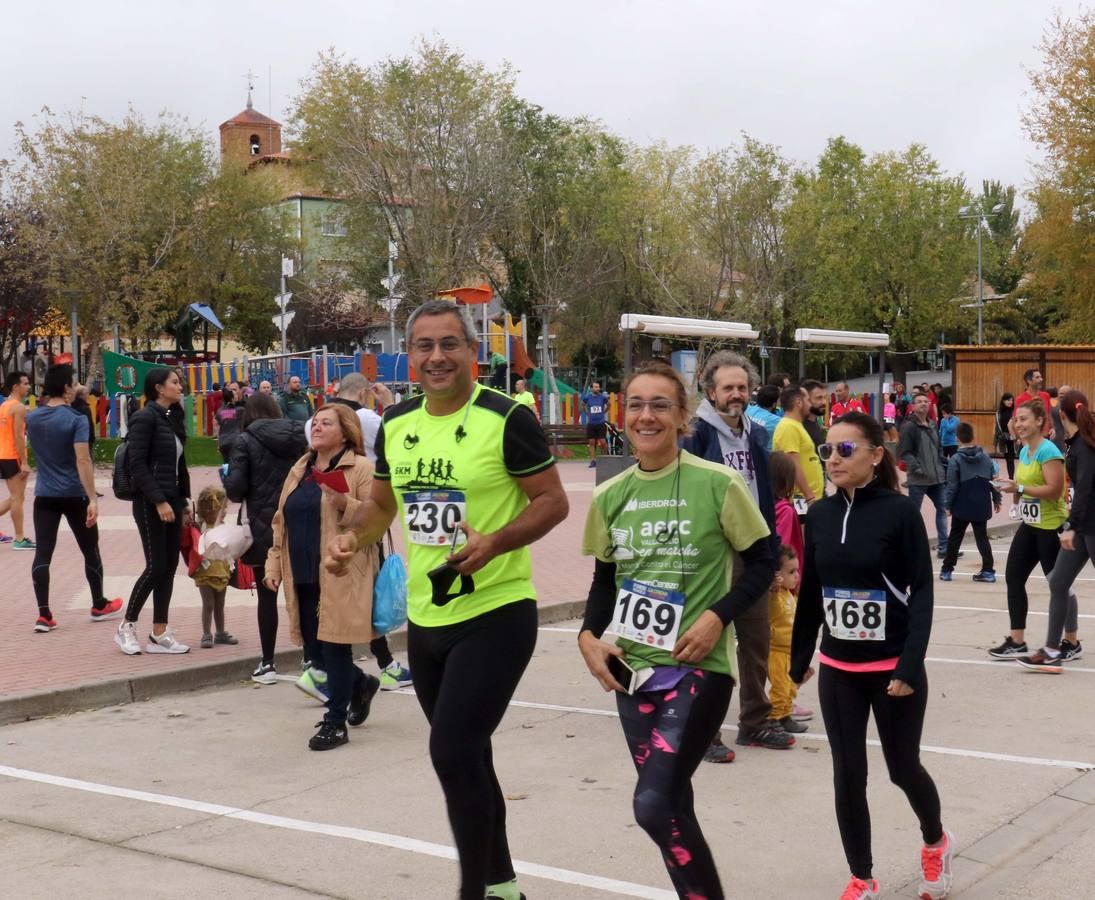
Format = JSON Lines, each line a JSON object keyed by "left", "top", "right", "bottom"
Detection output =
{"left": 581, "top": 450, "right": 770, "bottom": 679}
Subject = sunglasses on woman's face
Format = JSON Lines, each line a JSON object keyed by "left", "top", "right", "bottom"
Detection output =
{"left": 818, "top": 441, "right": 877, "bottom": 461}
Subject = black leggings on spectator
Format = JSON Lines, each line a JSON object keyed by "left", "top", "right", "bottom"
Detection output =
{"left": 252, "top": 563, "right": 279, "bottom": 664}
{"left": 1006, "top": 523, "right": 1063, "bottom": 631}
{"left": 126, "top": 498, "right": 182, "bottom": 625}
{"left": 618, "top": 669, "right": 733, "bottom": 899}
{"left": 296, "top": 583, "right": 365, "bottom": 726}
{"left": 407, "top": 599, "right": 537, "bottom": 900}
{"left": 32, "top": 496, "right": 105, "bottom": 617}
{"left": 819, "top": 665, "right": 943, "bottom": 880}
{"left": 370, "top": 636, "right": 394, "bottom": 669}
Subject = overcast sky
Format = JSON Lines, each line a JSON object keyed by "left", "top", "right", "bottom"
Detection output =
{"left": 4, "top": 0, "right": 1087, "bottom": 209}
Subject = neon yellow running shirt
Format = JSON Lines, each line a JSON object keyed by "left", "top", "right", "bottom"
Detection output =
{"left": 374, "top": 384, "right": 555, "bottom": 627}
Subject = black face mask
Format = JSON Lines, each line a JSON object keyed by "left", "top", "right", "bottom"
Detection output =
{"left": 428, "top": 563, "right": 475, "bottom": 606}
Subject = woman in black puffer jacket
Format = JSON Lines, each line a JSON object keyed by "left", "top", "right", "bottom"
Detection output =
{"left": 115, "top": 368, "right": 192, "bottom": 656}
{"left": 224, "top": 391, "right": 307, "bottom": 683}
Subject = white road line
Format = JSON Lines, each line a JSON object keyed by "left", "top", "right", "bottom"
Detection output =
{"left": 471, "top": 696, "right": 1094, "bottom": 772}
{"left": 0, "top": 764, "right": 675, "bottom": 900}
{"left": 937, "top": 604, "right": 1095, "bottom": 619}
{"left": 542, "top": 627, "right": 1095, "bottom": 675}
{"left": 924, "top": 655, "right": 1095, "bottom": 674}
{"left": 944, "top": 570, "right": 1095, "bottom": 583}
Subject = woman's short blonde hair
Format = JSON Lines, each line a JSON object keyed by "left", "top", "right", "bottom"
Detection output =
{"left": 314, "top": 403, "right": 365, "bottom": 455}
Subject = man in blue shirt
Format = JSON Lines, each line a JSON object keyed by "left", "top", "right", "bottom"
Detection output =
{"left": 746, "top": 384, "right": 783, "bottom": 452}
{"left": 24, "top": 364, "right": 122, "bottom": 633}
{"left": 582, "top": 381, "right": 609, "bottom": 468}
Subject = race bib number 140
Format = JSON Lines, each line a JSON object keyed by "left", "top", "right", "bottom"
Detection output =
{"left": 823, "top": 587, "right": 887, "bottom": 641}
{"left": 611, "top": 579, "right": 685, "bottom": 648}
{"left": 1019, "top": 498, "right": 1042, "bottom": 525}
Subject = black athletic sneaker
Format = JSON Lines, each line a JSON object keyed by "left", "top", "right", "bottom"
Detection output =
{"left": 778, "top": 715, "right": 808, "bottom": 734}
{"left": 309, "top": 720, "right": 349, "bottom": 751}
{"left": 1017, "top": 650, "right": 1063, "bottom": 674}
{"left": 702, "top": 736, "right": 736, "bottom": 764}
{"left": 988, "top": 636, "right": 1028, "bottom": 659}
{"left": 347, "top": 674, "right": 381, "bottom": 727}
{"left": 736, "top": 720, "right": 795, "bottom": 749}
{"left": 1060, "top": 639, "right": 1084, "bottom": 661}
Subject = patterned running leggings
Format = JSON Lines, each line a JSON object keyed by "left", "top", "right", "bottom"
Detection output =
{"left": 616, "top": 669, "right": 734, "bottom": 900}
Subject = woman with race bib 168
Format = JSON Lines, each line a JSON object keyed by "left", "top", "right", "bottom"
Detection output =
{"left": 790, "top": 411, "right": 953, "bottom": 900}
{"left": 579, "top": 362, "right": 774, "bottom": 900}
{"left": 988, "top": 398, "right": 1070, "bottom": 661}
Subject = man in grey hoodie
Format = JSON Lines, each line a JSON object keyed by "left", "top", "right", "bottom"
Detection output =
{"left": 683, "top": 351, "right": 790, "bottom": 758}
{"left": 940, "top": 422, "right": 1002, "bottom": 582}
{"left": 898, "top": 392, "right": 952, "bottom": 559}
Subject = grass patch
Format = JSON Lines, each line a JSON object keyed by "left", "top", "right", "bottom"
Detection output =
{"left": 29, "top": 437, "right": 224, "bottom": 469}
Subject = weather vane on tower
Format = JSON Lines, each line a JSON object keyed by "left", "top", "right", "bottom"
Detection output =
{"left": 245, "top": 67, "right": 257, "bottom": 109}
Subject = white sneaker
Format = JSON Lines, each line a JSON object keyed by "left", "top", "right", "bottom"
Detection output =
{"left": 918, "top": 828, "right": 954, "bottom": 899}
{"left": 146, "top": 627, "right": 190, "bottom": 654}
{"left": 115, "top": 621, "right": 142, "bottom": 655}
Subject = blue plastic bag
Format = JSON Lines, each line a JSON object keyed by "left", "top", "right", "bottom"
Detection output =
{"left": 373, "top": 552, "right": 408, "bottom": 634}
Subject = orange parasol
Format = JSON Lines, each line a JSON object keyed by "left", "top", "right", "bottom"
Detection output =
{"left": 436, "top": 284, "right": 493, "bottom": 305}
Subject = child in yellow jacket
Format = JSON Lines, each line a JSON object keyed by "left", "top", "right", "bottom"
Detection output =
{"left": 768, "top": 545, "right": 804, "bottom": 733}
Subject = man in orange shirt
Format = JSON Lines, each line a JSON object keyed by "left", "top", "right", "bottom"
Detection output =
{"left": 0, "top": 372, "right": 34, "bottom": 548}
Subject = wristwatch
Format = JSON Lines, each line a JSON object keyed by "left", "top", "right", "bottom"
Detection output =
{"left": 1018, "top": 485, "right": 1025, "bottom": 496}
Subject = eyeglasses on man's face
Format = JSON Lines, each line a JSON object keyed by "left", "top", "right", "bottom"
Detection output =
{"left": 410, "top": 338, "right": 469, "bottom": 354}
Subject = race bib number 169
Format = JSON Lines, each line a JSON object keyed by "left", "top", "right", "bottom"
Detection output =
{"left": 823, "top": 587, "right": 886, "bottom": 641}
{"left": 611, "top": 579, "right": 685, "bottom": 648}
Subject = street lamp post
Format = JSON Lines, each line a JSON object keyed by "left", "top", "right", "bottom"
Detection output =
{"left": 958, "top": 203, "right": 1005, "bottom": 345}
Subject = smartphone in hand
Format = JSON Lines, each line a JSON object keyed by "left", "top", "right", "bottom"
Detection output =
{"left": 606, "top": 654, "right": 638, "bottom": 694}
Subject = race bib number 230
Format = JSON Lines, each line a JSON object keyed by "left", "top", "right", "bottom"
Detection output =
{"left": 611, "top": 579, "right": 685, "bottom": 648}
{"left": 402, "top": 490, "right": 467, "bottom": 546}
{"left": 823, "top": 587, "right": 886, "bottom": 641}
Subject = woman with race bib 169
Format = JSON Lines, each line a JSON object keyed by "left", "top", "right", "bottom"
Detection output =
{"left": 790, "top": 411, "right": 953, "bottom": 900}
{"left": 988, "top": 398, "right": 1070, "bottom": 661}
{"left": 579, "top": 362, "right": 774, "bottom": 900}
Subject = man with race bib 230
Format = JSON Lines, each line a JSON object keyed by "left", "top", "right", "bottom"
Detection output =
{"left": 327, "top": 299, "right": 568, "bottom": 900}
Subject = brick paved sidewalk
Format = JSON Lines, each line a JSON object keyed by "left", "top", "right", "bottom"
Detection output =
{"left": 0, "top": 462, "right": 598, "bottom": 709}
{"left": 0, "top": 457, "right": 1014, "bottom": 711}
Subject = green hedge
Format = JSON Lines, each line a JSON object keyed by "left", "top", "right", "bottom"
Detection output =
{"left": 28, "top": 437, "right": 224, "bottom": 469}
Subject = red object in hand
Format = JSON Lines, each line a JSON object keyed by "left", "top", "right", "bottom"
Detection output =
{"left": 310, "top": 468, "right": 350, "bottom": 493}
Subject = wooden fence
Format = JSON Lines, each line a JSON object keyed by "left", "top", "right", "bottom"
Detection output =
{"left": 945, "top": 344, "right": 1095, "bottom": 450}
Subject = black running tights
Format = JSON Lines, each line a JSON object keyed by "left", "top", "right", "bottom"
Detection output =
{"left": 819, "top": 665, "right": 943, "bottom": 880}
{"left": 617, "top": 669, "right": 733, "bottom": 900}
{"left": 407, "top": 599, "right": 537, "bottom": 900}
{"left": 252, "top": 563, "right": 279, "bottom": 664}
{"left": 1005, "top": 523, "right": 1062, "bottom": 631}
{"left": 32, "top": 496, "right": 104, "bottom": 617}
{"left": 126, "top": 498, "right": 182, "bottom": 625}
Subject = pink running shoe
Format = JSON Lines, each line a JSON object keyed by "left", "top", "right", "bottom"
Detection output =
{"left": 840, "top": 876, "right": 880, "bottom": 900}
{"left": 918, "top": 829, "right": 954, "bottom": 899}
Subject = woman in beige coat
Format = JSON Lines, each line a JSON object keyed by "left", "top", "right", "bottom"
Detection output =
{"left": 264, "top": 403, "right": 381, "bottom": 751}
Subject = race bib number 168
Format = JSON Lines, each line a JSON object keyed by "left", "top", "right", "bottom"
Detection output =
{"left": 823, "top": 587, "right": 887, "bottom": 641}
